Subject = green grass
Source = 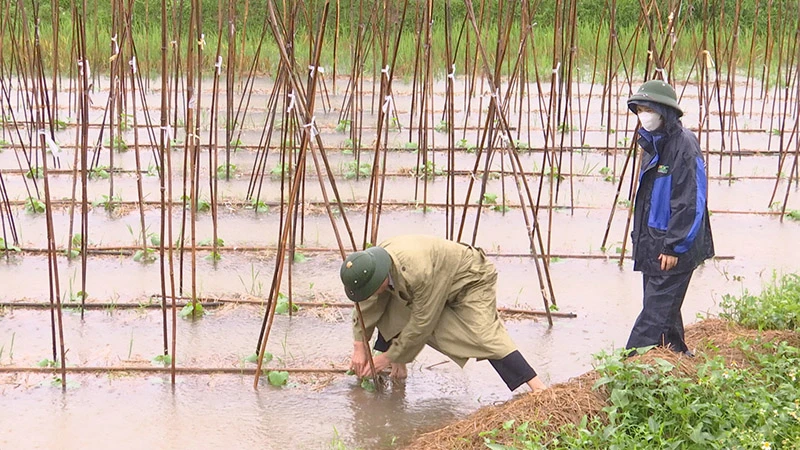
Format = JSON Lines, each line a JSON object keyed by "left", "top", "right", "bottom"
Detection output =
{"left": 720, "top": 273, "right": 800, "bottom": 331}
{"left": 9, "top": 1, "right": 798, "bottom": 85}
{"left": 479, "top": 272, "right": 800, "bottom": 449}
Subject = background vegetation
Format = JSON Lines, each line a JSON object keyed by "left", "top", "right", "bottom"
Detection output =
{"left": 479, "top": 272, "right": 800, "bottom": 449}
{"left": 6, "top": 0, "right": 800, "bottom": 82}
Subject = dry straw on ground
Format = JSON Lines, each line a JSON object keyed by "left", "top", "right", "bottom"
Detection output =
{"left": 403, "top": 319, "right": 800, "bottom": 450}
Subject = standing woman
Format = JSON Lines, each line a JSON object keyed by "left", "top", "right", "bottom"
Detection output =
{"left": 625, "top": 80, "right": 715, "bottom": 356}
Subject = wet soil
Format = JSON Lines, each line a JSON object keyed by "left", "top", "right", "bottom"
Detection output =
{"left": 1, "top": 77, "right": 799, "bottom": 449}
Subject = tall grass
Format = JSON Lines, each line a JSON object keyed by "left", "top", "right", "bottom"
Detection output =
{"left": 4, "top": 1, "right": 799, "bottom": 84}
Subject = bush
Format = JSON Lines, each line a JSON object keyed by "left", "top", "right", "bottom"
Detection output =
{"left": 720, "top": 273, "right": 800, "bottom": 331}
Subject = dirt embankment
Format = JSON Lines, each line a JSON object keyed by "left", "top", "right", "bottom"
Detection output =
{"left": 404, "top": 319, "right": 800, "bottom": 450}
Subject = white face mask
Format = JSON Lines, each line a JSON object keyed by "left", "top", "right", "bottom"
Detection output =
{"left": 638, "top": 111, "right": 662, "bottom": 131}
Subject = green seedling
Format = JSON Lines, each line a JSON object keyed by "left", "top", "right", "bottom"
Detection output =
{"left": 146, "top": 163, "right": 159, "bottom": 177}
{"left": 180, "top": 195, "right": 210, "bottom": 212}
{"left": 54, "top": 118, "right": 69, "bottom": 131}
{"left": 617, "top": 199, "right": 631, "bottom": 208}
{"left": 249, "top": 199, "right": 270, "bottom": 213}
{"left": 492, "top": 204, "right": 510, "bottom": 213}
{"left": 335, "top": 119, "right": 351, "bottom": 133}
{"left": 344, "top": 161, "right": 372, "bottom": 179}
{"left": 557, "top": 122, "right": 576, "bottom": 133}
{"left": 38, "top": 358, "right": 58, "bottom": 368}
{"left": 133, "top": 248, "right": 156, "bottom": 263}
{"left": 179, "top": 301, "right": 206, "bottom": 318}
{"left": 88, "top": 166, "right": 110, "bottom": 180}
{"left": 25, "top": 197, "right": 46, "bottom": 214}
{"left": 293, "top": 252, "right": 307, "bottom": 263}
{"left": 152, "top": 354, "right": 172, "bottom": 365}
{"left": 482, "top": 193, "right": 498, "bottom": 204}
{"left": 514, "top": 140, "right": 529, "bottom": 149}
{"left": 206, "top": 251, "right": 222, "bottom": 262}
{"left": 94, "top": 194, "right": 122, "bottom": 211}
{"left": 148, "top": 233, "right": 160, "bottom": 246}
{"left": 266, "top": 370, "right": 289, "bottom": 387}
{"left": 415, "top": 161, "right": 442, "bottom": 177}
{"left": 275, "top": 293, "right": 299, "bottom": 315}
{"left": 0, "top": 139, "right": 10, "bottom": 149}
{"left": 270, "top": 162, "right": 290, "bottom": 178}
{"left": 229, "top": 138, "right": 243, "bottom": 151}
{"left": 434, "top": 120, "right": 449, "bottom": 133}
{"left": 118, "top": 113, "right": 133, "bottom": 131}
{"left": 245, "top": 352, "right": 273, "bottom": 364}
{"left": 359, "top": 377, "right": 376, "bottom": 392}
{"left": 216, "top": 163, "right": 237, "bottom": 179}
{"left": 107, "top": 135, "right": 128, "bottom": 152}
{"left": 342, "top": 138, "right": 358, "bottom": 149}
{"left": 0, "top": 238, "right": 21, "bottom": 252}
{"left": 238, "top": 264, "right": 263, "bottom": 297}
{"left": 25, "top": 167, "right": 43, "bottom": 179}
{"left": 786, "top": 210, "right": 800, "bottom": 221}
{"left": 199, "top": 237, "right": 225, "bottom": 247}
{"left": 389, "top": 117, "right": 401, "bottom": 130}
{"left": 404, "top": 141, "right": 418, "bottom": 150}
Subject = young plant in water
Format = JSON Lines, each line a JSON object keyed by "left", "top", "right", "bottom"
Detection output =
{"left": 266, "top": 370, "right": 289, "bottom": 387}
{"left": 249, "top": 199, "right": 269, "bottom": 213}
{"left": 133, "top": 248, "right": 157, "bottom": 263}
{"left": 179, "top": 301, "right": 206, "bottom": 318}
{"left": 25, "top": 167, "right": 43, "bottom": 179}
{"left": 275, "top": 293, "right": 299, "bottom": 315}
{"left": 94, "top": 194, "right": 122, "bottom": 211}
{"left": 88, "top": 165, "right": 110, "bottom": 180}
{"left": 245, "top": 351, "right": 274, "bottom": 364}
{"left": 0, "top": 237, "right": 20, "bottom": 252}
{"left": 152, "top": 354, "right": 172, "bottom": 366}
{"left": 25, "top": 197, "right": 46, "bottom": 214}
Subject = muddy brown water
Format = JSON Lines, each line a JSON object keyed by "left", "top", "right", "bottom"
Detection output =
{"left": 1, "top": 77, "right": 800, "bottom": 449}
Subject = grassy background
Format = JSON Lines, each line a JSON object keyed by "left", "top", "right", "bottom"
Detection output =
{"left": 5, "top": 0, "right": 800, "bottom": 81}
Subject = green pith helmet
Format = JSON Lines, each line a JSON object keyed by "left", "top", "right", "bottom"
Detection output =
{"left": 340, "top": 246, "right": 391, "bottom": 302}
{"left": 627, "top": 79, "right": 683, "bottom": 117}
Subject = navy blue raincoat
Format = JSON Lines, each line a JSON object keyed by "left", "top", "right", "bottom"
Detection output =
{"left": 631, "top": 103, "right": 715, "bottom": 274}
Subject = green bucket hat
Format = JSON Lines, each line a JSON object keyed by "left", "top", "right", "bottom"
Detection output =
{"left": 340, "top": 246, "right": 392, "bottom": 302}
{"left": 627, "top": 79, "right": 683, "bottom": 117}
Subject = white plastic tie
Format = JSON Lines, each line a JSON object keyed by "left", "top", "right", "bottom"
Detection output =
{"left": 308, "top": 65, "right": 325, "bottom": 74}
{"left": 447, "top": 64, "right": 456, "bottom": 80}
{"left": 78, "top": 59, "right": 91, "bottom": 80}
{"left": 701, "top": 50, "right": 714, "bottom": 69}
{"left": 382, "top": 95, "right": 394, "bottom": 114}
{"left": 109, "top": 34, "right": 119, "bottom": 61}
{"left": 215, "top": 56, "right": 223, "bottom": 75}
{"left": 381, "top": 65, "right": 390, "bottom": 79}
{"left": 188, "top": 97, "right": 196, "bottom": 111}
{"left": 161, "top": 124, "right": 173, "bottom": 141}
{"left": 287, "top": 91, "right": 295, "bottom": 113}
{"left": 129, "top": 56, "right": 137, "bottom": 74}
{"left": 303, "top": 117, "right": 318, "bottom": 139}
{"left": 198, "top": 33, "right": 206, "bottom": 50}
{"left": 38, "top": 129, "right": 61, "bottom": 157}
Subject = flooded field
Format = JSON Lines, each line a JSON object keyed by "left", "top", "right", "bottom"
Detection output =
{"left": 1, "top": 73, "right": 799, "bottom": 450}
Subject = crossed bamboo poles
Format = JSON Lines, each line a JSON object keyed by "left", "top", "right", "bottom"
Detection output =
{"left": 0, "top": 0, "right": 799, "bottom": 390}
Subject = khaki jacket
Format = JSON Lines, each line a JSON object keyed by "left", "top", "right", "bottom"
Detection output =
{"left": 352, "top": 235, "right": 516, "bottom": 365}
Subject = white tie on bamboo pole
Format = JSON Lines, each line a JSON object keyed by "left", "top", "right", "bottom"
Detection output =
{"left": 38, "top": 129, "right": 61, "bottom": 158}
{"left": 287, "top": 91, "right": 295, "bottom": 113}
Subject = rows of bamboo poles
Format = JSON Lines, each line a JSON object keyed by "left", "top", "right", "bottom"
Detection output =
{"left": 0, "top": 0, "right": 798, "bottom": 390}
